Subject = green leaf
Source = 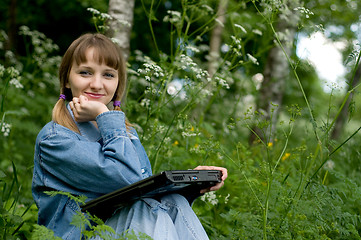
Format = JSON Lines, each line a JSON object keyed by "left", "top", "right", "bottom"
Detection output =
{"left": 0, "top": 170, "right": 6, "bottom": 179}
{"left": 31, "top": 225, "right": 62, "bottom": 240}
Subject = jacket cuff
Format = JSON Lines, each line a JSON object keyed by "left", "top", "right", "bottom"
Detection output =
{"left": 96, "top": 111, "right": 127, "bottom": 140}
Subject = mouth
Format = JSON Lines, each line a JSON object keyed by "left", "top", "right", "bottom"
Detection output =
{"left": 85, "top": 92, "right": 105, "bottom": 99}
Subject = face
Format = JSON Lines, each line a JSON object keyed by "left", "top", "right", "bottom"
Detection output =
{"left": 66, "top": 48, "right": 119, "bottom": 105}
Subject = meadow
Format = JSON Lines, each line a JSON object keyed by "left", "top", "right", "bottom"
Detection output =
{"left": 1, "top": 1, "right": 361, "bottom": 239}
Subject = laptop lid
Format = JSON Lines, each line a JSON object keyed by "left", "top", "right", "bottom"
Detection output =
{"left": 81, "top": 170, "right": 221, "bottom": 220}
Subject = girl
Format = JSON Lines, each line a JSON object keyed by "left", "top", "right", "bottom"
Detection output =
{"left": 32, "top": 33, "right": 227, "bottom": 239}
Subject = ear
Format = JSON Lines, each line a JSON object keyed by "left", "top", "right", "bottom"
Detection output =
{"left": 65, "top": 82, "right": 70, "bottom": 88}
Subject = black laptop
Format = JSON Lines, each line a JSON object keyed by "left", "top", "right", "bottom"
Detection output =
{"left": 81, "top": 170, "right": 222, "bottom": 219}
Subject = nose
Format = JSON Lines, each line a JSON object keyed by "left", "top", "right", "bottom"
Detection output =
{"left": 89, "top": 74, "right": 103, "bottom": 90}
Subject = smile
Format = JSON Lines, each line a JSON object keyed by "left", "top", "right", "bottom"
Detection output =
{"left": 85, "top": 92, "right": 105, "bottom": 99}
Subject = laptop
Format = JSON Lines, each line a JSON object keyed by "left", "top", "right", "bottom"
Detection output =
{"left": 81, "top": 170, "right": 222, "bottom": 220}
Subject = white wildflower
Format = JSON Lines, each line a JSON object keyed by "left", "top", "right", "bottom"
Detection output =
{"left": 200, "top": 89, "right": 213, "bottom": 97}
{"left": 140, "top": 57, "right": 164, "bottom": 78}
{"left": 167, "top": 10, "right": 181, "bottom": 18}
{"left": 247, "top": 53, "right": 259, "bottom": 65}
{"left": 140, "top": 98, "right": 150, "bottom": 108}
{"left": 7, "top": 67, "right": 20, "bottom": 78}
{"left": 87, "top": 8, "right": 100, "bottom": 15}
{"left": 116, "top": 19, "right": 131, "bottom": 27}
{"left": 163, "top": 10, "right": 181, "bottom": 24}
{"left": 215, "top": 19, "right": 224, "bottom": 28}
{"left": 231, "top": 36, "right": 241, "bottom": 45}
{"left": 201, "top": 4, "right": 214, "bottom": 13}
{"left": 252, "top": 29, "right": 263, "bottom": 36}
{"left": 38, "top": 82, "right": 46, "bottom": 89}
{"left": 9, "top": 78, "right": 23, "bottom": 89}
{"left": 167, "top": 80, "right": 182, "bottom": 96}
{"left": 185, "top": 45, "right": 200, "bottom": 53}
{"left": 27, "top": 90, "right": 35, "bottom": 97}
{"left": 235, "top": 24, "right": 247, "bottom": 34}
{"left": 324, "top": 160, "right": 335, "bottom": 170}
{"left": 221, "top": 44, "right": 230, "bottom": 53}
{"left": 0, "top": 64, "right": 5, "bottom": 77}
{"left": 167, "top": 85, "right": 177, "bottom": 95}
{"left": 216, "top": 77, "right": 230, "bottom": 89}
{"left": 294, "top": 7, "right": 314, "bottom": 18}
{"left": 100, "top": 13, "right": 113, "bottom": 20}
{"left": 1, "top": 122, "right": 11, "bottom": 137}
{"left": 111, "top": 38, "right": 122, "bottom": 47}
{"left": 200, "top": 191, "right": 218, "bottom": 205}
{"left": 252, "top": 73, "right": 264, "bottom": 90}
{"left": 225, "top": 194, "right": 230, "bottom": 204}
{"left": 19, "top": 25, "right": 30, "bottom": 35}
{"left": 181, "top": 132, "right": 199, "bottom": 137}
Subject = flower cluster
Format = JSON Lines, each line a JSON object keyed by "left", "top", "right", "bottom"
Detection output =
{"left": 137, "top": 56, "right": 165, "bottom": 78}
{"left": 9, "top": 78, "right": 23, "bottom": 89}
{"left": 0, "top": 65, "right": 20, "bottom": 79}
{"left": 174, "top": 54, "right": 209, "bottom": 80}
{"left": 200, "top": 191, "right": 218, "bottom": 205}
{"left": 215, "top": 76, "right": 230, "bottom": 89}
{"left": 294, "top": 7, "right": 314, "bottom": 19}
{"left": 19, "top": 26, "right": 59, "bottom": 66}
{"left": 163, "top": 10, "right": 182, "bottom": 24}
{"left": 1, "top": 122, "right": 11, "bottom": 137}
{"left": 230, "top": 35, "right": 242, "bottom": 57}
{"left": 87, "top": 8, "right": 131, "bottom": 34}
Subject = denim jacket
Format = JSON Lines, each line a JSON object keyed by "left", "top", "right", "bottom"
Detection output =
{"left": 32, "top": 107, "right": 152, "bottom": 239}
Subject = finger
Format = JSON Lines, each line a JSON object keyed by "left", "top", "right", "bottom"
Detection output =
{"left": 210, "top": 181, "right": 224, "bottom": 191}
{"left": 69, "top": 101, "right": 74, "bottom": 110}
{"left": 79, "top": 95, "right": 88, "bottom": 104}
{"left": 194, "top": 166, "right": 228, "bottom": 180}
{"left": 200, "top": 188, "right": 210, "bottom": 194}
{"left": 72, "top": 97, "right": 79, "bottom": 104}
{"left": 220, "top": 168, "right": 228, "bottom": 181}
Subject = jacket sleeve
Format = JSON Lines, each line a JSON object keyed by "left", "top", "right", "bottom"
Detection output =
{"left": 37, "top": 111, "right": 143, "bottom": 195}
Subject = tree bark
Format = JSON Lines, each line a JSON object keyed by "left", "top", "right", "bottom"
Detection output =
{"left": 249, "top": 4, "right": 300, "bottom": 143}
{"left": 330, "top": 63, "right": 361, "bottom": 140}
{"left": 107, "top": 0, "right": 135, "bottom": 62}
{"left": 208, "top": 0, "right": 229, "bottom": 78}
{"left": 6, "top": 0, "right": 17, "bottom": 51}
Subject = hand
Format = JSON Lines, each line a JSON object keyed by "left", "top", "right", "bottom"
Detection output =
{"left": 69, "top": 95, "right": 109, "bottom": 122}
{"left": 194, "top": 165, "right": 228, "bottom": 194}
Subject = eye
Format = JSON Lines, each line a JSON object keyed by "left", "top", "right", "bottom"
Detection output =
{"left": 79, "top": 70, "right": 91, "bottom": 76}
{"left": 104, "top": 72, "right": 115, "bottom": 78}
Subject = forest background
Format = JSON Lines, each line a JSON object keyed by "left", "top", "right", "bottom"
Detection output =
{"left": 1, "top": 0, "right": 361, "bottom": 239}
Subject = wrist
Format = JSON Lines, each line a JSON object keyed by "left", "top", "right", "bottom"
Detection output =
{"left": 97, "top": 106, "right": 109, "bottom": 117}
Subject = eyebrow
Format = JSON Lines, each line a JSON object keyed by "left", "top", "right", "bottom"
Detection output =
{"left": 76, "top": 64, "right": 118, "bottom": 73}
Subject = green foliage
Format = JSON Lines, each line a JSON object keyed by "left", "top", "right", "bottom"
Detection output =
{"left": 0, "top": 163, "right": 37, "bottom": 239}
{"left": 31, "top": 225, "right": 62, "bottom": 240}
{"left": 30, "top": 191, "right": 153, "bottom": 240}
{"left": 1, "top": 0, "right": 361, "bottom": 239}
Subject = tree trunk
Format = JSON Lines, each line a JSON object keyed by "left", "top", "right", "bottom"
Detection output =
{"left": 107, "top": 0, "right": 135, "bottom": 105}
{"left": 208, "top": 0, "right": 229, "bottom": 78}
{"left": 6, "top": 0, "right": 17, "bottom": 51}
{"left": 107, "top": 0, "right": 135, "bottom": 62}
{"left": 249, "top": 4, "right": 300, "bottom": 144}
{"left": 330, "top": 63, "right": 361, "bottom": 140}
{"left": 196, "top": 0, "right": 229, "bottom": 125}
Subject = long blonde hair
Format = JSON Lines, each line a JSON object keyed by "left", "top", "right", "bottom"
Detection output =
{"left": 52, "top": 33, "right": 129, "bottom": 133}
